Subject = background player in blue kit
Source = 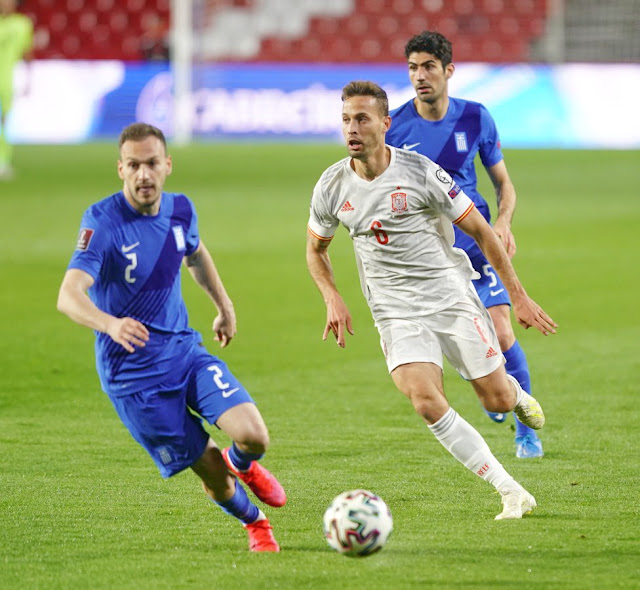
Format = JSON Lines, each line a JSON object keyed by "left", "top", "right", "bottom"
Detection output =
{"left": 57, "top": 123, "right": 285, "bottom": 552}
{"left": 386, "top": 31, "right": 544, "bottom": 458}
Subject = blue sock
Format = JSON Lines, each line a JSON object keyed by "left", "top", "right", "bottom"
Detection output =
{"left": 216, "top": 481, "right": 260, "bottom": 524}
{"left": 228, "top": 442, "right": 263, "bottom": 471}
{"left": 503, "top": 341, "right": 536, "bottom": 438}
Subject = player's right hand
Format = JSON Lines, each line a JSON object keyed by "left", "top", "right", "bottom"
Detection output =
{"left": 323, "top": 296, "right": 354, "bottom": 348}
{"left": 106, "top": 316, "right": 150, "bottom": 353}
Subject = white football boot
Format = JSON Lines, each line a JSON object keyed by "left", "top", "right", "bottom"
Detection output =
{"left": 508, "top": 375, "right": 545, "bottom": 430}
{"left": 495, "top": 488, "right": 537, "bottom": 520}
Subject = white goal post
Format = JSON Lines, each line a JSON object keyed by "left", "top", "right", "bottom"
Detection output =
{"left": 170, "top": 0, "right": 193, "bottom": 145}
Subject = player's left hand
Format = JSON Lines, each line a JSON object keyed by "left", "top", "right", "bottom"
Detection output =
{"left": 513, "top": 296, "right": 557, "bottom": 336}
{"left": 493, "top": 219, "right": 516, "bottom": 258}
{"left": 213, "top": 313, "right": 236, "bottom": 348}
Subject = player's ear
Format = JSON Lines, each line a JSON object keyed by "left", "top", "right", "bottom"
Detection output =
{"left": 117, "top": 160, "right": 125, "bottom": 180}
{"left": 445, "top": 63, "right": 455, "bottom": 80}
{"left": 382, "top": 115, "right": 392, "bottom": 132}
{"left": 166, "top": 155, "right": 173, "bottom": 175}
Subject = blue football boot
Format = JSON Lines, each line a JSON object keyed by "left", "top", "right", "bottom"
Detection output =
{"left": 515, "top": 432, "right": 544, "bottom": 458}
{"left": 484, "top": 408, "right": 508, "bottom": 423}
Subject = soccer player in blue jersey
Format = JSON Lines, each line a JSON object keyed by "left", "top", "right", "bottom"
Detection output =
{"left": 57, "top": 123, "right": 285, "bottom": 552}
{"left": 386, "top": 31, "right": 544, "bottom": 458}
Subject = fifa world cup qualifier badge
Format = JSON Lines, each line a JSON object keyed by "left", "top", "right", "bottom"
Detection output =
{"left": 76, "top": 228, "right": 94, "bottom": 251}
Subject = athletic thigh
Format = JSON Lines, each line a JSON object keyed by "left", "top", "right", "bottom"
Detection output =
{"left": 391, "top": 361, "right": 450, "bottom": 424}
{"left": 186, "top": 345, "right": 256, "bottom": 426}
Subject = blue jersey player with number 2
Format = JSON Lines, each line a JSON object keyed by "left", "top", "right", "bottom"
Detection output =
{"left": 386, "top": 31, "right": 543, "bottom": 458}
{"left": 57, "top": 123, "right": 285, "bottom": 551}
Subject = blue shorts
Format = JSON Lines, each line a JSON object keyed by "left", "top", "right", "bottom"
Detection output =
{"left": 470, "top": 256, "right": 511, "bottom": 309}
{"left": 109, "top": 344, "right": 254, "bottom": 478}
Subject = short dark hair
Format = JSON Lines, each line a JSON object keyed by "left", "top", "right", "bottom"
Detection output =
{"left": 341, "top": 80, "right": 389, "bottom": 117}
{"left": 118, "top": 123, "right": 167, "bottom": 152}
{"left": 404, "top": 31, "right": 453, "bottom": 68}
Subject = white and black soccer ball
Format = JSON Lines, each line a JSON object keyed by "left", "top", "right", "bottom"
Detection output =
{"left": 323, "top": 489, "right": 393, "bottom": 557}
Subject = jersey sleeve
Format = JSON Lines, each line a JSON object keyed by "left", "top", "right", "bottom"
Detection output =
{"left": 185, "top": 198, "right": 199, "bottom": 256}
{"left": 67, "top": 207, "right": 109, "bottom": 280}
{"left": 424, "top": 164, "right": 475, "bottom": 225}
{"left": 307, "top": 176, "right": 339, "bottom": 241}
{"left": 478, "top": 105, "right": 503, "bottom": 168}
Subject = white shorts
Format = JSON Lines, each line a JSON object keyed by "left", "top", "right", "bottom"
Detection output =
{"left": 376, "top": 287, "right": 504, "bottom": 380}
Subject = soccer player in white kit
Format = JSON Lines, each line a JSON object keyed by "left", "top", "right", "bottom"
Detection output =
{"left": 306, "top": 81, "right": 557, "bottom": 520}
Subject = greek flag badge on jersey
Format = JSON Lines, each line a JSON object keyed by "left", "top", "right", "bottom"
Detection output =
{"left": 158, "top": 447, "right": 173, "bottom": 465}
{"left": 455, "top": 132, "right": 468, "bottom": 153}
{"left": 172, "top": 225, "right": 186, "bottom": 251}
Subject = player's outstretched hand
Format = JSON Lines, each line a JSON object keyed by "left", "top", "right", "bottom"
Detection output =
{"left": 513, "top": 296, "right": 557, "bottom": 336}
{"left": 323, "top": 295, "right": 354, "bottom": 348}
{"left": 213, "top": 313, "right": 237, "bottom": 348}
{"left": 106, "top": 316, "right": 149, "bottom": 353}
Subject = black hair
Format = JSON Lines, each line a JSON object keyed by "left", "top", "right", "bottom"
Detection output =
{"left": 404, "top": 31, "right": 453, "bottom": 67}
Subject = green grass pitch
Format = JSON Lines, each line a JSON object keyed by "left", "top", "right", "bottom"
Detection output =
{"left": 1, "top": 143, "right": 638, "bottom": 589}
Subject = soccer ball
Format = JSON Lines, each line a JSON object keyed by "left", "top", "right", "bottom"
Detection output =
{"left": 323, "top": 489, "right": 393, "bottom": 557}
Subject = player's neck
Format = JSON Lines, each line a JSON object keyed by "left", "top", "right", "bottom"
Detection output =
{"left": 351, "top": 146, "right": 391, "bottom": 181}
{"left": 414, "top": 95, "right": 449, "bottom": 122}
{"left": 123, "top": 190, "right": 162, "bottom": 216}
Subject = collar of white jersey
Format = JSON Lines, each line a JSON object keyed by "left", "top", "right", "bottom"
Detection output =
{"left": 346, "top": 146, "right": 397, "bottom": 185}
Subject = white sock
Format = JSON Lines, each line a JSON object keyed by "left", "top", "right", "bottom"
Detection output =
{"left": 507, "top": 374, "right": 525, "bottom": 406}
{"left": 428, "top": 407, "right": 522, "bottom": 494}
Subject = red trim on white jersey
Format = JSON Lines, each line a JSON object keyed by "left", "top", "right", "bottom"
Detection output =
{"left": 307, "top": 225, "right": 333, "bottom": 242}
{"left": 453, "top": 202, "right": 475, "bottom": 225}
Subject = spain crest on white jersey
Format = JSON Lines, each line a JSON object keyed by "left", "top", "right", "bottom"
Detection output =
{"left": 391, "top": 191, "right": 407, "bottom": 213}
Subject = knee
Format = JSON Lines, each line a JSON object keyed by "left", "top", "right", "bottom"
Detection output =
{"left": 483, "top": 381, "right": 516, "bottom": 413}
{"left": 236, "top": 425, "right": 270, "bottom": 455}
{"left": 411, "top": 395, "right": 433, "bottom": 418}
{"left": 493, "top": 319, "right": 515, "bottom": 351}
{"left": 409, "top": 391, "right": 449, "bottom": 424}
{"left": 496, "top": 331, "right": 515, "bottom": 353}
{"left": 484, "top": 395, "right": 512, "bottom": 413}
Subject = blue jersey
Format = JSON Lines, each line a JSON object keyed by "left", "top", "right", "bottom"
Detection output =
{"left": 387, "top": 96, "right": 503, "bottom": 263}
{"left": 68, "top": 191, "right": 201, "bottom": 397}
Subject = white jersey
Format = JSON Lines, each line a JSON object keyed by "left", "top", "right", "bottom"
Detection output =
{"left": 308, "top": 146, "right": 479, "bottom": 321}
